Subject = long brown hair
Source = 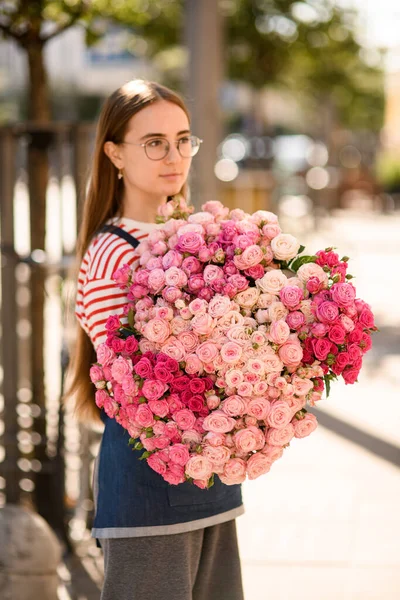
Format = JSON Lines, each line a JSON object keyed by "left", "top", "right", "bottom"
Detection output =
{"left": 64, "top": 79, "right": 191, "bottom": 423}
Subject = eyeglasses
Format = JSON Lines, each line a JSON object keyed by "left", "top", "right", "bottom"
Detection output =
{"left": 120, "top": 135, "right": 203, "bottom": 160}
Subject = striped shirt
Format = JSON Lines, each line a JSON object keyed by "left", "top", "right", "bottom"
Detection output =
{"left": 75, "top": 216, "right": 162, "bottom": 349}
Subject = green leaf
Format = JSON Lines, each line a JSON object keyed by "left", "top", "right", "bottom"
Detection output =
{"left": 298, "top": 244, "right": 306, "bottom": 253}
{"left": 290, "top": 255, "right": 318, "bottom": 273}
{"left": 207, "top": 474, "right": 215, "bottom": 489}
{"left": 128, "top": 308, "right": 135, "bottom": 329}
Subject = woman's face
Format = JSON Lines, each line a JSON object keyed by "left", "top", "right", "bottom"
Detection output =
{"left": 109, "top": 100, "right": 193, "bottom": 200}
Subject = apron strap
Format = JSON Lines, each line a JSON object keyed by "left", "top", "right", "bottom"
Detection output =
{"left": 97, "top": 224, "right": 140, "bottom": 249}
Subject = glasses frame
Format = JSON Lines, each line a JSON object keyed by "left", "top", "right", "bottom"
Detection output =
{"left": 119, "top": 135, "right": 203, "bottom": 161}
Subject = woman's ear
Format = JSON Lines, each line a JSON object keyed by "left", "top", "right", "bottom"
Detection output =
{"left": 104, "top": 141, "right": 124, "bottom": 169}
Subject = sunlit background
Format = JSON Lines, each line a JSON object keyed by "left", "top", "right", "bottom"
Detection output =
{"left": 0, "top": 1, "right": 399, "bottom": 598}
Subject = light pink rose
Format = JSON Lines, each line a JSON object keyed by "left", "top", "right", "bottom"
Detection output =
{"left": 340, "top": 314, "right": 355, "bottom": 332}
{"left": 270, "top": 233, "right": 300, "bottom": 261}
{"left": 96, "top": 343, "right": 116, "bottom": 367}
{"left": 278, "top": 341, "right": 303, "bottom": 368}
{"left": 206, "top": 395, "right": 221, "bottom": 410}
{"left": 261, "top": 444, "right": 284, "bottom": 461}
{"left": 181, "top": 429, "right": 202, "bottom": 445}
{"left": 225, "top": 369, "right": 244, "bottom": 388}
{"left": 202, "top": 444, "right": 231, "bottom": 465}
{"left": 177, "top": 331, "right": 199, "bottom": 353}
{"left": 233, "top": 244, "right": 264, "bottom": 269}
{"left": 220, "top": 458, "right": 247, "bottom": 485}
{"left": 220, "top": 395, "right": 247, "bottom": 417}
{"left": 263, "top": 355, "right": 284, "bottom": 374}
{"left": 220, "top": 342, "right": 242, "bottom": 364}
{"left": 148, "top": 399, "right": 169, "bottom": 418}
{"left": 143, "top": 318, "right": 171, "bottom": 344}
{"left": 162, "top": 250, "right": 183, "bottom": 269}
{"left": 173, "top": 408, "right": 196, "bottom": 431}
{"left": 203, "top": 410, "right": 236, "bottom": 433}
{"left": 291, "top": 375, "right": 314, "bottom": 396}
{"left": 285, "top": 309, "right": 306, "bottom": 331}
{"left": 297, "top": 262, "right": 328, "bottom": 285}
{"left": 162, "top": 286, "right": 183, "bottom": 303}
{"left": 196, "top": 341, "right": 219, "bottom": 363}
{"left": 90, "top": 365, "right": 105, "bottom": 385}
{"left": 236, "top": 382, "right": 253, "bottom": 397}
{"left": 185, "top": 455, "right": 213, "bottom": 480}
{"left": 202, "top": 200, "right": 230, "bottom": 218}
{"left": 203, "top": 264, "right": 224, "bottom": 284}
{"left": 188, "top": 298, "right": 208, "bottom": 315}
{"left": 267, "top": 401, "right": 293, "bottom": 429}
{"left": 164, "top": 266, "right": 188, "bottom": 288}
{"left": 280, "top": 286, "right": 304, "bottom": 309}
{"left": 262, "top": 223, "right": 281, "bottom": 239}
{"left": 169, "top": 443, "right": 190, "bottom": 466}
{"left": 253, "top": 381, "right": 269, "bottom": 395}
{"left": 203, "top": 431, "right": 226, "bottom": 447}
{"left": 266, "top": 423, "right": 294, "bottom": 445}
{"left": 268, "top": 302, "right": 289, "bottom": 322}
{"left": 247, "top": 397, "right": 271, "bottom": 420}
{"left": 293, "top": 413, "right": 318, "bottom": 438}
{"left": 269, "top": 320, "right": 290, "bottom": 345}
{"left": 161, "top": 337, "right": 186, "bottom": 362}
{"left": 191, "top": 313, "right": 215, "bottom": 336}
{"left": 177, "top": 222, "right": 204, "bottom": 237}
{"left": 208, "top": 295, "right": 231, "bottom": 317}
{"left": 234, "top": 426, "right": 265, "bottom": 453}
{"left": 245, "top": 358, "right": 265, "bottom": 377}
{"left": 111, "top": 357, "right": 132, "bottom": 384}
{"left": 176, "top": 232, "right": 204, "bottom": 254}
{"left": 257, "top": 293, "right": 277, "bottom": 309}
{"left": 185, "top": 354, "right": 204, "bottom": 375}
{"left": 234, "top": 288, "right": 260, "bottom": 309}
{"left": 121, "top": 375, "right": 139, "bottom": 397}
{"left": 246, "top": 452, "right": 271, "bottom": 480}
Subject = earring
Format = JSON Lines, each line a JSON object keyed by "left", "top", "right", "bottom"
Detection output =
{"left": 117, "top": 168, "right": 123, "bottom": 180}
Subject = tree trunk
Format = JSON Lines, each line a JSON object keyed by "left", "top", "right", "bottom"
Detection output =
{"left": 25, "top": 40, "right": 68, "bottom": 543}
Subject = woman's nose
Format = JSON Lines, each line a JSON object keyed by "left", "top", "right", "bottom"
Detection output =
{"left": 165, "top": 142, "right": 181, "bottom": 163}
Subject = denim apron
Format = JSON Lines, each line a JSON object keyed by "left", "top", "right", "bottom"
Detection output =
{"left": 92, "top": 225, "right": 242, "bottom": 537}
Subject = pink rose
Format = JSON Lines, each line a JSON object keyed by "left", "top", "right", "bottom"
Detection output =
{"left": 95, "top": 389, "right": 109, "bottom": 409}
{"left": 271, "top": 233, "right": 300, "bottom": 261}
{"left": 269, "top": 320, "right": 290, "bottom": 345}
{"left": 256, "top": 270, "right": 288, "bottom": 294}
{"left": 266, "top": 423, "right": 295, "bottom": 445}
{"left": 280, "top": 286, "right": 303, "bottom": 310}
{"left": 203, "top": 410, "right": 236, "bottom": 433}
{"left": 96, "top": 343, "right": 116, "bottom": 367}
{"left": 291, "top": 375, "right": 314, "bottom": 396}
{"left": 135, "top": 404, "right": 155, "bottom": 428}
{"left": 185, "top": 354, "right": 203, "bottom": 375}
{"left": 111, "top": 357, "right": 132, "bottom": 384}
{"left": 315, "top": 301, "right": 340, "bottom": 324}
{"left": 191, "top": 313, "right": 215, "bottom": 336}
{"left": 169, "top": 443, "right": 190, "bottom": 466}
{"left": 142, "top": 379, "right": 168, "bottom": 401}
{"left": 173, "top": 408, "right": 196, "bottom": 431}
{"left": 220, "top": 342, "right": 242, "bottom": 364}
{"left": 342, "top": 366, "right": 360, "bottom": 384}
{"left": 246, "top": 397, "right": 271, "bottom": 420}
{"left": 105, "top": 315, "right": 121, "bottom": 332}
{"left": 328, "top": 324, "right": 346, "bottom": 344}
{"left": 234, "top": 427, "right": 264, "bottom": 453}
{"left": 165, "top": 266, "right": 188, "bottom": 288}
{"left": 147, "top": 268, "right": 166, "bottom": 292}
{"left": 220, "top": 395, "right": 247, "bottom": 417}
{"left": 185, "top": 455, "right": 213, "bottom": 480}
{"left": 161, "top": 338, "right": 186, "bottom": 362}
{"left": 261, "top": 444, "right": 283, "bottom": 462}
{"left": 285, "top": 311, "right": 306, "bottom": 330}
{"left": 246, "top": 452, "right": 271, "bottom": 480}
{"left": 203, "top": 264, "right": 224, "bottom": 284}
{"left": 182, "top": 256, "right": 202, "bottom": 274}
{"left": 293, "top": 413, "right": 318, "bottom": 438}
{"left": 147, "top": 453, "right": 167, "bottom": 476}
{"left": 208, "top": 295, "right": 231, "bottom": 318}
{"left": 278, "top": 341, "right": 303, "bottom": 368}
{"left": 310, "top": 322, "right": 329, "bottom": 338}
{"left": 162, "top": 250, "right": 183, "bottom": 269}
{"left": 162, "top": 286, "right": 183, "bottom": 303}
{"left": 220, "top": 458, "right": 247, "bottom": 485}
{"left": 143, "top": 318, "right": 171, "bottom": 344}
{"left": 311, "top": 338, "right": 331, "bottom": 361}
{"left": 330, "top": 282, "right": 356, "bottom": 307}
{"left": 233, "top": 244, "right": 264, "bottom": 269}
{"left": 196, "top": 342, "right": 219, "bottom": 363}
{"left": 267, "top": 401, "right": 293, "bottom": 429}
{"left": 202, "top": 444, "right": 231, "bottom": 465}
{"left": 358, "top": 308, "right": 375, "bottom": 329}
{"left": 90, "top": 365, "right": 104, "bottom": 384}
{"left": 297, "top": 262, "right": 328, "bottom": 286}
{"left": 176, "top": 232, "right": 204, "bottom": 254}
{"left": 134, "top": 357, "right": 154, "bottom": 378}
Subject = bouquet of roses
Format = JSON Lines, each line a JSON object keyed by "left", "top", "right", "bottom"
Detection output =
{"left": 90, "top": 197, "right": 376, "bottom": 488}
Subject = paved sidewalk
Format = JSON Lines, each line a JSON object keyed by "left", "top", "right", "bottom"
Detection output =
{"left": 237, "top": 209, "right": 400, "bottom": 600}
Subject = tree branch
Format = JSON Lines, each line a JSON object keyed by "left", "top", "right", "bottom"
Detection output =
{"left": 42, "top": 11, "right": 85, "bottom": 43}
{"left": 0, "top": 22, "right": 23, "bottom": 42}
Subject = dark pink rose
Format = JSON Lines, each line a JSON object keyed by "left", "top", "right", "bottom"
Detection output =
{"left": 181, "top": 256, "right": 202, "bottom": 274}
{"left": 348, "top": 326, "right": 363, "bottom": 343}
{"left": 142, "top": 379, "right": 168, "bottom": 401}
{"left": 127, "top": 284, "right": 148, "bottom": 300}
{"left": 105, "top": 315, "right": 121, "bottom": 332}
{"left": 244, "top": 264, "right": 265, "bottom": 279}
{"left": 153, "top": 364, "right": 174, "bottom": 383}
{"left": 198, "top": 287, "right": 214, "bottom": 301}
{"left": 348, "top": 343, "right": 362, "bottom": 363}
{"left": 360, "top": 332, "right": 372, "bottom": 354}
{"left": 306, "top": 277, "right": 323, "bottom": 294}
{"left": 315, "top": 301, "right": 339, "bottom": 324}
{"left": 227, "top": 274, "right": 249, "bottom": 291}
{"left": 111, "top": 338, "right": 125, "bottom": 353}
{"left": 335, "top": 352, "right": 350, "bottom": 369}
{"left": 326, "top": 251, "right": 339, "bottom": 268}
{"left": 359, "top": 308, "right": 375, "bottom": 328}
{"left": 313, "top": 377, "right": 324, "bottom": 392}
{"left": 189, "top": 378, "right": 206, "bottom": 394}
{"left": 125, "top": 336, "right": 139, "bottom": 354}
{"left": 171, "top": 376, "right": 190, "bottom": 392}
{"left": 167, "top": 393, "right": 184, "bottom": 414}
{"left": 328, "top": 324, "right": 346, "bottom": 344}
{"left": 342, "top": 367, "right": 360, "bottom": 384}
{"left": 223, "top": 261, "right": 239, "bottom": 276}
{"left": 311, "top": 338, "right": 332, "bottom": 361}
{"left": 331, "top": 263, "right": 347, "bottom": 282}
{"left": 188, "top": 396, "right": 204, "bottom": 412}
{"left": 315, "top": 250, "right": 328, "bottom": 266}
{"left": 134, "top": 357, "right": 154, "bottom": 379}
{"left": 176, "top": 232, "right": 204, "bottom": 254}
{"left": 147, "top": 453, "right": 167, "bottom": 476}
{"left": 134, "top": 270, "right": 150, "bottom": 287}
{"left": 311, "top": 322, "right": 329, "bottom": 338}
{"left": 188, "top": 275, "right": 205, "bottom": 292}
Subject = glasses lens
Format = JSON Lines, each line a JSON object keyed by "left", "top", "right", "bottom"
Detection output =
{"left": 179, "top": 136, "right": 202, "bottom": 157}
{"left": 145, "top": 139, "right": 169, "bottom": 160}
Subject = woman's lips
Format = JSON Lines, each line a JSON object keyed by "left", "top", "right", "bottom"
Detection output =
{"left": 160, "top": 173, "right": 182, "bottom": 179}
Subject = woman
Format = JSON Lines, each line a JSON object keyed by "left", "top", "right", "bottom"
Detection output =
{"left": 66, "top": 79, "right": 244, "bottom": 600}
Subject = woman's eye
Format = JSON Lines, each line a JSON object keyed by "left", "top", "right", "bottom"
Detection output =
{"left": 179, "top": 137, "right": 191, "bottom": 145}
{"left": 148, "top": 139, "right": 163, "bottom": 147}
